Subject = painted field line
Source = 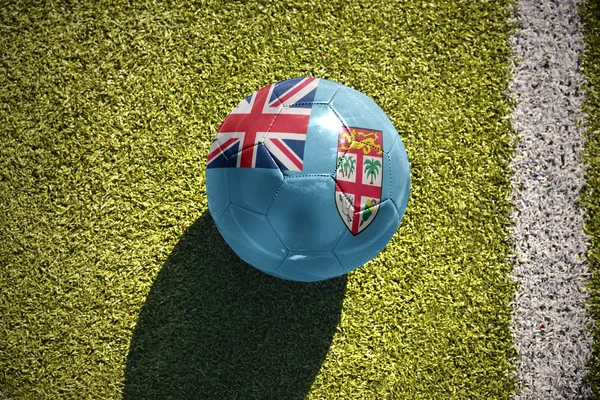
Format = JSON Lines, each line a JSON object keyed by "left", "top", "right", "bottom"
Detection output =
{"left": 508, "top": 0, "right": 593, "bottom": 398}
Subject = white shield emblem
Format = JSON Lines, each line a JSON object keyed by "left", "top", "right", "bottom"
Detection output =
{"left": 335, "top": 127, "right": 383, "bottom": 235}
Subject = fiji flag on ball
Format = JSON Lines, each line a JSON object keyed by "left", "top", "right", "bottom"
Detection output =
{"left": 205, "top": 77, "right": 410, "bottom": 282}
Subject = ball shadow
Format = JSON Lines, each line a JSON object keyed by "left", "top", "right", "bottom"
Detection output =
{"left": 123, "top": 212, "right": 347, "bottom": 399}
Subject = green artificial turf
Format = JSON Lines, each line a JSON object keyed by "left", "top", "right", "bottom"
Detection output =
{"left": 582, "top": 0, "right": 600, "bottom": 397}
{"left": 0, "top": 0, "right": 516, "bottom": 398}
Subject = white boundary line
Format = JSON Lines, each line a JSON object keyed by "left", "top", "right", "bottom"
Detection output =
{"left": 508, "top": 0, "right": 593, "bottom": 398}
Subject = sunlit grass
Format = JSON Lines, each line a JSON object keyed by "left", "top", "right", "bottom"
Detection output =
{"left": 0, "top": 1, "right": 517, "bottom": 398}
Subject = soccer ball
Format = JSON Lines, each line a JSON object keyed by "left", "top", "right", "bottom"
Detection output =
{"left": 206, "top": 77, "right": 410, "bottom": 282}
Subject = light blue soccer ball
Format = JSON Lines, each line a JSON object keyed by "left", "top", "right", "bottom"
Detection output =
{"left": 206, "top": 77, "right": 409, "bottom": 282}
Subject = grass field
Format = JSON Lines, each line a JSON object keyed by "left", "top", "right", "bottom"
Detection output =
{"left": 0, "top": 0, "right": 597, "bottom": 398}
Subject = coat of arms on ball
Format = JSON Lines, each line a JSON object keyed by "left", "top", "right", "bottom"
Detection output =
{"left": 335, "top": 127, "right": 383, "bottom": 235}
